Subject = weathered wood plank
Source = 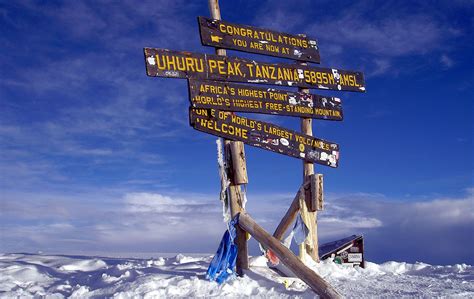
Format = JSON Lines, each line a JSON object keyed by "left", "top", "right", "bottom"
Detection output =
{"left": 198, "top": 16, "right": 320, "bottom": 63}
{"left": 300, "top": 76, "right": 319, "bottom": 261}
{"left": 144, "top": 48, "right": 366, "bottom": 92}
{"left": 228, "top": 141, "right": 248, "bottom": 185}
{"left": 239, "top": 212, "right": 342, "bottom": 299}
{"left": 314, "top": 174, "right": 324, "bottom": 211}
{"left": 208, "top": 0, "right": 249, "bottom": 276}
{"left": 188, "top": 79, "right": 343, "bottom": 120}
{"left": 189, "top": 108, "right": 340, "bottom": 168}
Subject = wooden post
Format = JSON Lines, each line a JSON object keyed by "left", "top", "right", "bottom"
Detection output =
{"left": 239, "top": 212, "right": 342, "bottom": 299}
{"left": 208, "top": 0, "right": 249, "bottom": 275}
{"left": 224, "top": 141, "right": 249, "bottom": 275}
{"left": 299, "top": 57, "right": 320, "bottom": 262}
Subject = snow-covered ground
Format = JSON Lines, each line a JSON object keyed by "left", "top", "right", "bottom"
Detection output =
{"left": 0, "top": 253, "right": 473, "bottom": 298}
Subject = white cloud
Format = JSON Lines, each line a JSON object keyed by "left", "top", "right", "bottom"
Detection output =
{"left": 309, "top": 3, "right": 457, "bottom": 58}
{"left": 370, "top": 59, "right": 391, "bottom": 76}
{"left": 253, "top": 1, "right": 462, "bottom": 77}
{"left": 253, "top": 8, "right": 305, "bottom": 34}
{"left": 123, "top": 192, "right": 219, "bottom": 214}
{"left": 0, "top": 1, "right": 200, "bottom": 191}
{"left": 1, "top": 188, "right": 473, "bottom": 264}
{"left": 440, "top": 54, "right": 454, "bottom": 68}
{"left": 0, "top": 190, "right": 225, "bottom": 253}
{"left": 324, "top": 192, "right": 474, "bottom": 264}
{"left": 318, "top": 216, "right": 383, "bottom": 238}
{"left": 245, "top": 189, "right": 474, "bottom": 264}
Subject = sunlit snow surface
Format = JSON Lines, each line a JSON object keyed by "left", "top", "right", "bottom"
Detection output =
{"left": 0, "top": 253, "right": 473, "bottom": 298}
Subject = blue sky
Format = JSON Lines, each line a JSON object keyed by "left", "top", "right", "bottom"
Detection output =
{"left": 1, "top": 0, "right": 473, "bottom": 265}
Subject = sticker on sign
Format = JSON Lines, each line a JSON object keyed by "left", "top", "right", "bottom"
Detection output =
{"left": 189, "top": 108, "right": 340, "bottom": 168}
{"left": 188, "top": 79, "right": 343, "bottom": 120}
{"left": 198, "top": 17, "right": 321, "bottom": 63}
{"left": 348, "top": 253, "right": 363, "bottom": 262}
{"left": 144, "top": 48, "right": 366, "bottom": 92}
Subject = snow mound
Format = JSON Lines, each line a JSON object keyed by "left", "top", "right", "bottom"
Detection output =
{"left": 0, "top": 253, "right": 472, "bottom": 298}
{"left": 59, "top": 258, "right": 107, "bottom": 272}
{"left": 173, "top": 253, "right": 205, "bottom": 264}
{"left": 0, "top": 263, "right": 56, "bottom": 295}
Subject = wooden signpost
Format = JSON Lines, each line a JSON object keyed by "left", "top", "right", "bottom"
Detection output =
{"left": 300, "top": 95, "right": 318, "bottom": 261}
{"left": 198, "top": 16, "right": 321, "bottom": 63}
{"left": 189, "top": 108, "right": 340, "bottom": 167}
{"left": 188, "top": 79, "right": 343, "bottom": 120}
{"left": 143, "top": 0, "right": 365, "bottom": 296}
{"left": 208, "top": 0, "right": 249, "bottom": 277}
{"left": 144, "top": 48, "right": 365, "bottom": 92}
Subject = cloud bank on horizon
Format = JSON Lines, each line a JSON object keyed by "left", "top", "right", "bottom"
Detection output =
{"left": 1, "top": 188, "right": 473, "bottom": 265}
{"left": 0, "top": 0, "right": 473, "bottom": 264}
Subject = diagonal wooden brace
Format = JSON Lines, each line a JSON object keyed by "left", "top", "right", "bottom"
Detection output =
{"left": 239, "top": 212, "right": 341, "bottom": 299}
{"left": 273, "top": 174, "right": 323, "bottom": 240}
{"left": 273, "top": 185, "right": 304, "bottom": 240}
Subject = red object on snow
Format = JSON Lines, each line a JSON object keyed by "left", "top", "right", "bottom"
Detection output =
{"left": 266, "top": 249, "right": 280, "bottom": 266}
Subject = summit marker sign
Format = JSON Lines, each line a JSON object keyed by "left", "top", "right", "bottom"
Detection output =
{"left": 142, "top": 2, "right": 366, "bottom": 295}
{"left": 189, "top": 108, "right": 340, "bottom": 168}
{"left": 198, "top": 17, "right": 321, "bottom": 63}
{"left": 144, "top": 48, "right": 366, "bottom": 92}
{"left": 189, "top": 79, "right": 343, "bottom": 120}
